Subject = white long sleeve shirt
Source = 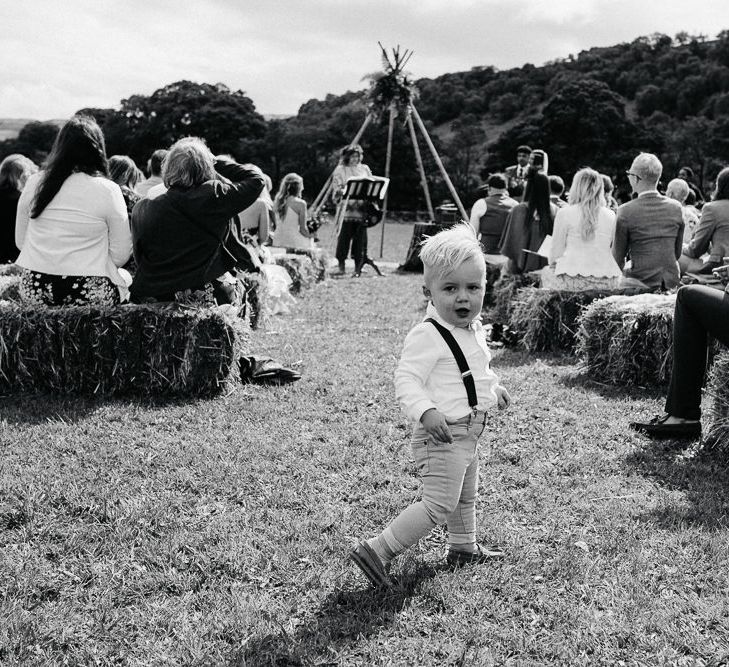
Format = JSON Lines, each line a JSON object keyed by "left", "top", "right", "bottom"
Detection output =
{"left": 394, "top": 302, "right": 500, "bottom": 423}
{"left": 15, "top": 172, "right": 132, "bottom": 287}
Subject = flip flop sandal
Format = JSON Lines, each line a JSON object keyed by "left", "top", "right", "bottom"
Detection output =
{"left": 349, "top": 540, "right": 392, "bottom": 588}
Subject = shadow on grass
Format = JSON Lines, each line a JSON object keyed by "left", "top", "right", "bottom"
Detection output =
{"left": 559, "top": 371, "right": 665, "bottom": 402}
{"left": 491, "top": 347, "right": 578, "bottom": 369}
{"left": 0, "top": 392, "right": 216, "bottom": 425}
{"left": 240, "top": 561, "right": 446, "bottom": 666}
{"left": 626, "top": 441, "right": 729, "bottom": 530}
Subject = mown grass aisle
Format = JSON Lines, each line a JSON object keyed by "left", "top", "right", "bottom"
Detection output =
{"left": 1, "top": 267, "right": 728, "bottom": 665}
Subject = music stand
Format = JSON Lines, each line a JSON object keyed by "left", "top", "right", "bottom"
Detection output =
{"left": 335, "top": 176, "right": 390, "bottom": 276}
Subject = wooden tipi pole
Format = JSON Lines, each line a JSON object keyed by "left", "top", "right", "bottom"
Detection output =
{"left": 310, "top": 113, "right": 373, "bottom": 217}
{"left": 379, "top": 104, "right": 396, "bottom": 257}
{"left": 410, "top": 103, "right": 468, "bottom": 221}
{"left": 406, "top": 108, "right": 434, "bottom": 222}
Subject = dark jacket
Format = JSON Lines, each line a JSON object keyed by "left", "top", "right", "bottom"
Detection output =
{"left": 0, "top": 187, "right": 21, "bottom": 264}
{"left": 685, "top": 199, "right": 729, "bottom": 264}
{"left": 499, "top": 201, "right": 558, "bottom": 273}
{"left": 612, "top": 192, "right": 684, "bottom": 289}
{"left": 479, "top": 193, "right": 519, "bottom": 253}
{"left": 130, "top": 160, "right": 264, "bottom": 299}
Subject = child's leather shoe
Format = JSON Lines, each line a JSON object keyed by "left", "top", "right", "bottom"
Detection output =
{"left": 349, "top": 540, "right": 393, "bottom": 588}
{"left": 447, "top": 543, "right": 505, "bottom": 566}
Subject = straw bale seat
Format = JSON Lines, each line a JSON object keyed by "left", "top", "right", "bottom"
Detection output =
{"left": 0, "top": 303, "right": 249, "bottom": 397}
{"left": 272, "top": 253, "right": 317, "bottom": 294}
{"left": 486, "top": 272, "right": 542, "bottom": 324}
{"left": 576, "top": 293, "right": 675, "bottom": 386}
{"left": 704, "top": 351, "right": 729, "bottom": 450}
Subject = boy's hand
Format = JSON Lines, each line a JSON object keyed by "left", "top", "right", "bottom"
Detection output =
{"left": 494, "top": 384, "right": 511, "bottom": 410}
{"left": 420, "top": 408, "right": 453, "bottom": 445}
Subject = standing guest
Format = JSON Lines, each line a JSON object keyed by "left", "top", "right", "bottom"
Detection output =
{"left": 108, "top": 155, "right": 142, "bottom": 219}
{"left": 136, "top": 149, "right": 168, "bottom": 197}
{"left": 543, "top": 167, "right": 622, "bottom": 290}
{"left": 332, "top": 144, "right": 373, "bottom": 274}
{"left": 601, "top": 174, "right": 619, "bottom": 213}
{"left": 272, "top": 173, "right": 312, "bottom": 250}
{"left": 469, "top": 173, "right": 518, "bottom": 254}
{"left": 665, "top": 178, "right": 700, "bottom": 249}
{"left": 0, "top": 154, "right": 37, "bottom": 263}
{"left": 679, "top": 168, "right": 729, "bottom": 275}
{"left": 499, "top": 169, "right": 557, "bottom": 274}
{"left": 130, "top": 137, "right": 264, "bottom": 305}
{"left": 239, "top": 172, "right": 273, "bottom": 245}
{"left": 548, "top": 175, "right": 567, "bottom": 209}
{"left": 349, "top": 224, "right": 510, "bottom": 587}
{"left": 612, "top": 153, "right": 684, "bottom": 290}
{"left": 678, "top": 166, "right": 705, "bottom": 207}
{"left": 15, "top": 116, "right": 131, "bottom": 306}
{"left": 504, "top": 145, "right": 532, "bottom": 199}
{"left": 629, "top": 261, "right": 729, "bottom": 441}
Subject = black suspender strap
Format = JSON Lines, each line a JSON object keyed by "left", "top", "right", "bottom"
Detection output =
{"left": 425, "top": 318, "right": 478, "bottom": 410}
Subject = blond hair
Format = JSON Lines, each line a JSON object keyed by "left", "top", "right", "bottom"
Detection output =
{"left": 568, "top": 168, "right": 605, "bottom": 241}
{"left": 420, "top": 222, "right": 485, "bottom": 280}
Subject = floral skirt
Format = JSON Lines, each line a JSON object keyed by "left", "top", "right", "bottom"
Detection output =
{"left": 19, "top": 270, "right": 120, "bottom": 306}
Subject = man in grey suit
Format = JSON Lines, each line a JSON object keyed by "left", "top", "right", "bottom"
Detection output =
{"left": 613, "top": 153, "right": 684, "bottom": 290}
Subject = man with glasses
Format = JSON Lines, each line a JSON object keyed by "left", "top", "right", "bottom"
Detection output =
{"left": 612, "top": 153, "right": 684, "bottom": 290}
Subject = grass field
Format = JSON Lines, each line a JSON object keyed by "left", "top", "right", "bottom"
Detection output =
{"left": 1, "top": 226, "right": 729, "bottom": 664}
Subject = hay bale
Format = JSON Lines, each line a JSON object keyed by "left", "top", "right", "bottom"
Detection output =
{"left": 273, "top": 254, "right": 316, "bottom": 294}
{"left": 0, "top": 303, "right": 249, "bottom": 397}
{"left": 238, "top": 271, "right": 270, "bottom": 330}
{"left": 705, "top": 351, "right": 729, "bottom": 451}
{"left": 576, "top": 294, "right": 675, "bottom": 386}
{"left": 0, "top": 264, "right": 22, "bottom": 277}
{"left": 283, "top": 247, "right": 329, "bottom": 282}
{"left": 0, "top": 276, "right": 21, "bottom": 302}
{"left": 487, "top": 272, "right": 541, "bottom": 324}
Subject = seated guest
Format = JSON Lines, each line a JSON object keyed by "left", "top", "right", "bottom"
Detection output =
{"left": 665, "top": 178, "right": 700, "bottom": 249}
{"left": 238, "top": 171, "right": 273, "bottom": 245}
{"left": 15, "top": 116, "right": 131, "bottom": 306}
{"left": 272, "top": 173, "right": 312, "bottom": 251}
{"left": 499, "top": 169, "right": 557, "bottom": 274}
{"left": 130, "top": 137, "right": 264, "bottom": 305}
{"left": 136, "top": 149, "right": 168, "bottom": 197}
{"left": 0, "top": 154, "right": 37, "bottom": 263}
{"left": 679, "top": 167, "right": 729, "bottom": 275}
{"left": 548, "top": 175, "right": 567, "bottom": 209}
{"left": 612, "top": 153, "right": 684, "bottom": 290}
{"left": 601, "top": 174, "right": 619, "bottom": 213}
{"left": 109, "top": 155, "right": 142, "bottom": 218}
{"left": 469, "top": 173, "right": 518, "bottom": 254}
{"left": 677, "top": 166, "right": 704, "bottom": 207}
{"left": 543, "top": 167, "right": 622, "bottom": 290}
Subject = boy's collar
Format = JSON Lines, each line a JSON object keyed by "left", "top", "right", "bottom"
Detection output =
{"left": 424, "top": 302, "right": 482, "bottom": 331}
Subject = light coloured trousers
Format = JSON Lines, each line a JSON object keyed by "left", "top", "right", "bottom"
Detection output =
{"left": 382, "top": 411, "right": 487, "bottom": 554}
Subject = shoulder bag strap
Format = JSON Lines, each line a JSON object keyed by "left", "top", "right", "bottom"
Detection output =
{"left": 425, "top": 317, "right": 478, "bottom": 410}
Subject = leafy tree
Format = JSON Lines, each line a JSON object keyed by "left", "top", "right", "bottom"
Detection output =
{"left": 0, "top": 121, "right": 60, "bottom": 165}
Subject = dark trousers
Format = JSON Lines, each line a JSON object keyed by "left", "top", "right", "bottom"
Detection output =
{"left": 666, "top": 285, "right": 729, "bottom": 419}
{"left": 335, "top": 219, "right": 366, "bottom": 265}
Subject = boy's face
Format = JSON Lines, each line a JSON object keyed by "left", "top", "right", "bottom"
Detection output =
{"left": 423, "top": 256, "right": 486, "bottom": 328}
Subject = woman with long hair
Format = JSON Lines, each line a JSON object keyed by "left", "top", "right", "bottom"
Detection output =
{"left": 0, "top": 153, "right": 37, "bottom": 263}
{"left": 542, "top": 167, "right": 622, "bottom": 290}
{"left": 499, "top": 165, "right": 557, "bottom": 274}
{"left": 15, "top": 115, "right": 132, "bottom": 305}
{"left": 108, "top": 155, "right": 142, "bottom": 219}
{"left": 680, "top": 167, "right": 729, "bottom": 274}
{"left": 271, "top": 172, "right": 312, "bottom": 250}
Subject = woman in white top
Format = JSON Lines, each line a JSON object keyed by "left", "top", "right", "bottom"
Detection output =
{"left": 239, "top": 171, "right": 273, "bottom": 244}
{"left": 543, "top": 167, "right": 622, "bottom": 290}
{"left": 271, "top": 172, "right": 312, "bottom": 250}
{"left": 15, "top": 116, "right": 132, "bottom": 305}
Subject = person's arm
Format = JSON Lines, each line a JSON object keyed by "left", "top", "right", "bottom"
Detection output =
{"left": 14, "top": 178, "right": 34, "bottom": 250}
{"left": 107, "top": 185, "right": 133, "bottom": 267}
{"left": 612, "top": 208, "right": 629, "bottom": 269}
{"left": 257, "top": 202, "right": 270, "bottom": 244}
{"left": 674, "top": 217, "right": 685, "bottom": 260}
{"left": 331, "top": 166, "right": 346, "bottom": 205}
{"left": 394, "top": 325, "right": 440, "bottom": 423}
{"left": 469, "top": 199, "right": 486, "bottom": 234}
{"left": 548, "top": 208, "right": 568, "bottom": 265}
{"left": 292, "top": 198, "right": 310, "bottom": 237}
{"left": 209, "top": 160, "right": 265, "bottom": 219}
{"left": 686, "top": 204, "right": 715, "bottom": 258}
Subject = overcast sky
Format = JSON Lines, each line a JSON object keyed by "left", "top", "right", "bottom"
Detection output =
{"left": 2, "top": 0, "right": 728, "bottom": 120}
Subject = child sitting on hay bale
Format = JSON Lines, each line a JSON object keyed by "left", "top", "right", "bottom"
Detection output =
{"left": 349, "top": 223, "right": 510, "bottom": 587}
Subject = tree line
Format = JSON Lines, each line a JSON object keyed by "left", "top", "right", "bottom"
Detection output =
{"left": 3, "top": 31, "right": 729, "bottom": 210}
